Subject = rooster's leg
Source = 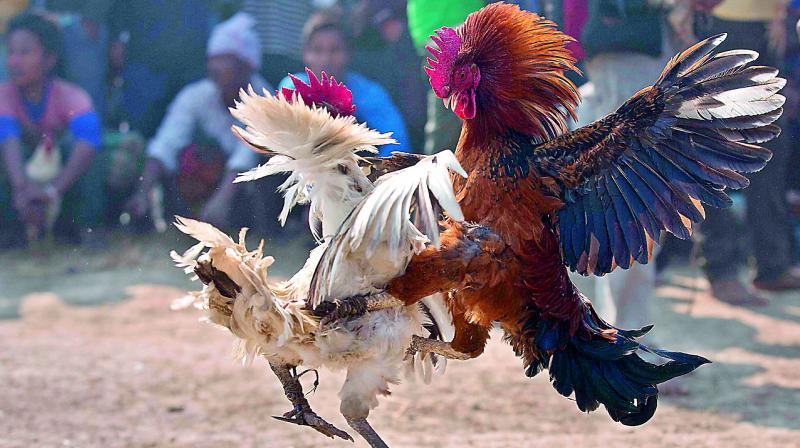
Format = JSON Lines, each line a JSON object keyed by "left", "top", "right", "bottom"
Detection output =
{"left": 406, "top": 335, "right": 472, "bottom": 360}
{"left": 344, "top": 416, "right": 389, "bottom": 448}
{"left": 316, "top": 223, "right": 511, "bottom": 324}
{"left": 316, "top": 292, "right": 404, "bottom": 326}
{"left": 268, "top": 361, "right": 353, "bottom": 441}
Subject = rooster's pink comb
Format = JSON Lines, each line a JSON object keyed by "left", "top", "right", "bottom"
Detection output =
{"left": 280, "top": 68, "right": 356, "bottom": 117}
{"left": 424, "top": 27, "right": 462, "bottom": 98}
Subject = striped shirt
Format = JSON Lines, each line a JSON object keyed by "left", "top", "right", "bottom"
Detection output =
{"left": 241, "top": 0, "right": 314, "bottom": 59}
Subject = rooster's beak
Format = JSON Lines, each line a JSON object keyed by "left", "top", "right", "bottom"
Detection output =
{"left": 443, "top": 96, "right": 453, "bottom": 110}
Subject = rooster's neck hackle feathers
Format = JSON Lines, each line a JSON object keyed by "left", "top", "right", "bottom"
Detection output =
{"left": 230, "top": 85, "right": 394, "bottom": 233}
{"left": 459, "top": 3, "right": 580, "bottom": 144}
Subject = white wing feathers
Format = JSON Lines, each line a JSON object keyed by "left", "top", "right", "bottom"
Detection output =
{"left": 309, "top": 150, "right": 467, "bottom": 308}
{"left": 347, "top": 150, "right": 465, "bottom": 256}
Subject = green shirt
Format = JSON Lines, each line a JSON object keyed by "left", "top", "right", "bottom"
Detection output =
{"left": 407, "top": 0, "right": 485, "bottom": 52}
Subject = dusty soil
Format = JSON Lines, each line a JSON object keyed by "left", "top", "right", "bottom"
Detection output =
{"left": 1, "top": 235, "right": 799, "bottom": 447}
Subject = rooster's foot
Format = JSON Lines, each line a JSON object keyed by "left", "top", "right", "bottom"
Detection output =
{"left": 315, "top": 295, "right": 369, "bottom": 326}
{"left": 269, "top": 361, "right": 353, "bottom": 441}
{"left": 273, "top": 405, "right": 354, "bottom": 441}
{"left": 405, "top": 335, "right": 472, "bottom": 360}
{"left": 315, "top": 292, "right": 404, "bottom": 326}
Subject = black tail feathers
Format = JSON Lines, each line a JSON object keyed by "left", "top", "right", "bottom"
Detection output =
{"left": 526, "top": 307, "right": 709, "bottom": 426}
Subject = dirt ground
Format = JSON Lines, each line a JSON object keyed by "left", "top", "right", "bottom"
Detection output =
{"left": 1, "top": 233, "right": 799, "bottom": 448}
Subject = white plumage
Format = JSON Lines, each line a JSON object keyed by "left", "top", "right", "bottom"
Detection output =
{"left": 232, "top": 85, "right": 392, "bottom": 238}
{"left": 173, "top": 79, "right": 465, "bottom": 446}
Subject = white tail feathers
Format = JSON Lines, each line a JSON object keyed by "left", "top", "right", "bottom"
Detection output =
{"left": 171, "top": 217, "right": 313, "bottom": 356}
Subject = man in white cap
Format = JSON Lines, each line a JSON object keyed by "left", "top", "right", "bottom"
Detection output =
{"left": 125, "top": 13, "right": 272, "bottom": 230}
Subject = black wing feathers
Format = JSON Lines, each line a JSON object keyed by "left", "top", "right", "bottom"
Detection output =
{"left": 536, "top": 34, "right": 781, "bottom": 275}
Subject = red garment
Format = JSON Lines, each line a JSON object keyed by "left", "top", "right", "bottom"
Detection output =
{"left": 177, "top": 143, "right": 225, "bottom": 204}
{"left": 562, "top": 0, "right": 588, "bottom": 61}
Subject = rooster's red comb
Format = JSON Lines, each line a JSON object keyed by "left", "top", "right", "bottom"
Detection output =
{"left": 424, "top": 26, "right": 462, "bottom": 98}
{"left": 280, "top": 68, "right": 356, "bottom": 117}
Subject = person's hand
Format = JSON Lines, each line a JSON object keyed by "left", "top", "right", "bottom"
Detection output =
{"left": 12, "top": 184, "right": 46, "bottom": 229}
{"left": 200, "top": 193, "right": 232, "bottom": 229}
{"left": 126, "top": 190, "right": 150, "bottom": 218}
{"left": 12, "top": 181, "right": 48, "bottom": 209}
{"left": 22, "top": 183, "right": 50, "bottom": 204}
{"left": 21, "top": 200, "right": 47, "bottom": 230}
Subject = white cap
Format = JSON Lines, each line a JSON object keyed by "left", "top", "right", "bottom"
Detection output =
{"left": 207, "top": 12, "right": 262, "bottom": 70}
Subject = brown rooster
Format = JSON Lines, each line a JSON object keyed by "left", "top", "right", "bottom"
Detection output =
{"left": 322, "top": 3, "right": 783, "bottom": 426}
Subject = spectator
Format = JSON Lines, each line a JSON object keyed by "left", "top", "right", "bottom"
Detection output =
{"left": 0, "top": 12, "right": 104, "bottom": 247}
{"left": 350, "top": 0, "right": 427, "bottom": 151}
{"left": 278, "top": 11, "right": 412, "bottom": 156}
{"left": 124, "top": 13, "right": 272, "bottom": 232}
{"left": 785, "top": 2, "right": 800, "bottom": 221}
{"left": 41, "top": 0, "right": 112, "bottom": 118}
{"left": 407, "top": 0, "right": 484, "bottom": 155}
{"left": 538, "top": 0, "right": 588, "bottom": 87}
{"left": 107, "top": 0, "right": 214, "bottom": 139}
{"left": 0, "top": 0, "right": 28, "bottom": 81}
{"left": 694, "top": 0, "right": 800, "bottom": 302}
{"left": 241, "top": 0, "right": 316, "bottom": 87}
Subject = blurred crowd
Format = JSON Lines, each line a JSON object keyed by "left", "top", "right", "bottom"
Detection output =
{"left": 2, "top": 0, "right": 800, "bottom": 310}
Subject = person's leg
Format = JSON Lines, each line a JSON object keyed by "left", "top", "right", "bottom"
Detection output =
{"left": 607, "top": 261, "right": 656, "bottom": 332}
{"left": 700, "top": 207, "right": 745, "bottom": 281}
{"left": 582, "top": 53, "right": 663, "bottom": 324}
{"left": 56, "top": 145, "right": 109, "bottom": 245}
{"left": 104, "top": 131, "right": 146, "bottom": 227}
{"left": 700, "top": 206, "right": 770, "bottom": 304}
{"left": 0, "top": 174, "right": 25, "bottom": 248}
{"left": 0, "top": 142, "right": 36, "bottom": 247}
{"left": 745, "top": 111, "right": 795, "bottom": 282}
{"left": 717, "top": 21, "right": 799, "bottom": 288}
{"left": 696, "top": 17, "right": 787, "bottom": 298}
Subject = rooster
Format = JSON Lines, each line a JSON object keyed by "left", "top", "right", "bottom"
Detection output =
{"left": 173, "top": 70, "right": 495, "bottom": 447}
{"left": 323, "top": 3, "right": 783, "bottom": 426}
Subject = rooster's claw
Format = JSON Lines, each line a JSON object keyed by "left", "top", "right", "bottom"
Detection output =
{"left": 314, "top": 295, "right": 369, "bottom": 327}
{"left": 272, "top": 405, "right": 354, "bottom": 441}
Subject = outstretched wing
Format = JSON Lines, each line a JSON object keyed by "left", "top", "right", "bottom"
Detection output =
{"left": 308, "top": 151, "right": 467, "bottom": 308}
{"left": 533, "top": 34, "right": 782, "bottom": 275}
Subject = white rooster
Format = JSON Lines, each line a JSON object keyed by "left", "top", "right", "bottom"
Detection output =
{"left": 172, "top": 70, "right": 473, "bottom": 447}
